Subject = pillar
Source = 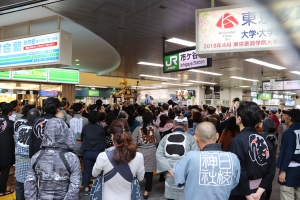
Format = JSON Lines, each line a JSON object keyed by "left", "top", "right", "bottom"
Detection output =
{"left": 61, "top": 84, "right": 75, "bottom": 104}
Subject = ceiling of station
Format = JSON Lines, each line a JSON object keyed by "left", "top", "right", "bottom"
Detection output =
{"left": 1, "top": 0, "right": 300, "bottom": 94}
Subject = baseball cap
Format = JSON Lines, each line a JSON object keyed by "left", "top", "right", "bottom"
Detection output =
{"left": 269, "top": 108, "right": 277, "bottom": 113}
{"left": 282, "top": 109, "right": 300, "bottom": 122}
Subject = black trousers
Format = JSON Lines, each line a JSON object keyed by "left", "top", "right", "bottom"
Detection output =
{"left": 145, "top": 172, "right": 153, "bottom": 192}
{"left": 0, "top": 167, "right": 10, "bottom": 192}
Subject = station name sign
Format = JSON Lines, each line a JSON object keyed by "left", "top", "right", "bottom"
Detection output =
{"left": 163, "top": 47, "right": 212, "bottom": 73}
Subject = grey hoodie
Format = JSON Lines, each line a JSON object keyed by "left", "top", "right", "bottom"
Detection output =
{"left": 24, "top": 118, "right": 81, "bottom": 200}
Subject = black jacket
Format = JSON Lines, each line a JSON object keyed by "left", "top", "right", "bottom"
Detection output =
{"left": 29, "top": 113, "right": 56, "bottom": 158}
{"left": 0, "top": 115, "right": 15, "bottom": 168}
{"left": 81, "top": 123, "right": 105, "bottom": 152}
{"left": 228, "top": 127, "right": 276, "bottom": 196}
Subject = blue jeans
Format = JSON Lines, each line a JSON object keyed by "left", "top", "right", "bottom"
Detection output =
{"left": 16, "top": 181, "right": 24, "bottom": 200}
{"left": 82, "top": 151, "right": 101, "bottom": 188}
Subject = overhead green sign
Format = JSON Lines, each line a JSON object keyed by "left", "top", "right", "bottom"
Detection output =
{"left": 163, "top": 48, "right": 211, "bottom": 73}
{"left": 12, "top": 68, "right": 47, "bottom": 81}
{"left": 257, "top": 93, "right": 272, "bottom": 100}
{"left": 88, "top": 90, "right": 99, "bottom": 97}
{"left": 0, "top": 68, "right": 79, "bottom": 84}
{"left": 0, "top": 71, "right": 11, "bottom": 79}
{"left": 48, "top": 68, "right": 79, "bottom": 84}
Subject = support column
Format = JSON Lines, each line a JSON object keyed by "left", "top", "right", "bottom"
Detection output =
{"left": 61, "top": 84, "right": 75, "bottom": 103}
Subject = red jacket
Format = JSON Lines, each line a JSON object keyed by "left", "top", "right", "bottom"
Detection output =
{"left": 269, "top": 114, "right": 279, "bottom": 132}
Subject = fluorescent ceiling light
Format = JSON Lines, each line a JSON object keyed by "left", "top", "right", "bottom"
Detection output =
{"left": 139, "top": 74, "right": 179, "bottom": 80}
{"left": 239, "top": 86, "right": 250, "bottom": 88}
{"left": 290, "top": 71, "right": 300, "bottom": 75}
{"left": 166, "top": 38, "right": 196, "bottom": 47}
{"left": 245, "top": 58, "right": 286, "bottom": 70}
{"left": 75, "top": 59, "right": 80, "bottom": 62}
{"left": 137, "top": 62, "right": 163, "bottom": 67}
{"left": 76, "top": 64, "right": 80, "bottom": 65}
{"left": 188, "top": 80, "right": 217, "bottom": 84}
{"left": 162, "top": 83, "right": 190, "bottom": 86}
{"left": 188, "top": 69, "right": 222, "bottom": 76}
{"left": 181, "top": 82, "right": 193, "bottom": 85}
{"left": 230, "top": 76, "right": 258, "bottom": 82}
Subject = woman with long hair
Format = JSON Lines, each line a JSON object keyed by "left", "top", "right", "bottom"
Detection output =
{"left": 219, "top": 116, "right": 240, "bottom": 151}
{"left": 92, "top": 118, "right": 145, "bottom": 200}
{"left": 158, "top": 114, "right": 173, "bottom": 138}
{"left": 132, "top": 111, "right": 161, "bottom": 199}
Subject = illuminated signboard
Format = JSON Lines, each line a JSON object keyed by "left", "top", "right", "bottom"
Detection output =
{"left": 12, "top": 68, "right": 47, "bottom": 81}
{"left": 48, "top": 68, "right": 79, "bottom": 84}
{"left": 257, "top": 93, "right": 272, "bottom": 100}
{"left": 0, "top": 30, "right": 72, "bottom": 69}
{"left": 0, "top": 68, "right": 79, "bottom": 84}
{"left": 163, "top": 47, "right": 212, "bottom": 73}
{"left": 88, "top": 90, "right": 99, "bottom": 97}
{"left": 196, "top": 6, "right": 286, "bottom": 54}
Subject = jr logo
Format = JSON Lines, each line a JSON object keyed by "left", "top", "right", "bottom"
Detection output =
{"left": 165, "top": 55, "right": 178, "bottom": 66}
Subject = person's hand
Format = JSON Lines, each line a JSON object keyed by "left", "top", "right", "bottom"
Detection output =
{"left": 251, "top": 187, "right": 265, "bottom": 200}
{"left": 251, "top": 193, "right": 261, "bottom": 200}
{"left": 279, "top": 171, "right": 286, "bottom": 183}
{"left": 245, "top": 195, "right": 254, "bottom": 200}
{"left": 168, "top": 169, "right": 173, "bottom": 177}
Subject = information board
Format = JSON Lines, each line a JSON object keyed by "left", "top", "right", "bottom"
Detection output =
{"left": 262, "top": 81, "right": 284, "bottom": 91}
{"left": 284, "top": 80, "right": 300, "bottom": 90}
{"left": 0, "top": 30, "right": 72, "bottom": 69}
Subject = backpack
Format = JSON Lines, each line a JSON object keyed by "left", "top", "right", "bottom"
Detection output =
{"left": 32, "top": 149, "right": 71, "bottom": 174}
{"left": 150, "top": 96, "right": 154, "bottom": 100}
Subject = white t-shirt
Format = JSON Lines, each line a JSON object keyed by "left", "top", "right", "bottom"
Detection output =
{"left": 92, "top": 152, "right": 145, "bottom": 200}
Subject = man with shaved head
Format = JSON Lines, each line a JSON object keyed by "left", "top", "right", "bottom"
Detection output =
{"left": 172, "top": 122, "right": 241, "bottom": 200}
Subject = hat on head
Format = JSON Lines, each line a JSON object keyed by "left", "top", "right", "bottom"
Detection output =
{"left": 262, "top": 118, "right": 276, "bottom": 133}
{"left": 269, "top": 108, "right": 277, "bottom": 113}
{"left": 282, "top": 109, "right": 300, "bottom": 122}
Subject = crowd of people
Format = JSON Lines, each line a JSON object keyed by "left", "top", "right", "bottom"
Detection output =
{"left": 0, "top": 96, "right": 299, "bottom": 200}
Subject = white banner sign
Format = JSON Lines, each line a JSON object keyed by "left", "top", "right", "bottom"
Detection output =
{"left": 263, "top": 81, "right": 284, "bottom": 91}
{"left": 196, "top": 6, "right": 286, "bottom": 54}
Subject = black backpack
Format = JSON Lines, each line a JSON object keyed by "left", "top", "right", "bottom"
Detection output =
{"left": 32, "top": 149, "right": 71, "bottom": 174}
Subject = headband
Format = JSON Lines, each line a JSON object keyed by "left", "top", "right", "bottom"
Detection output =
{"left": 174, "top": 116, "right": 188, "bottom": 122}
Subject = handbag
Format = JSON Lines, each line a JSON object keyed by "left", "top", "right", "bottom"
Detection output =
{"left": 89, "top": 172, "right": 104, "bottom": 200}
{"left": 90, "top": 149, "right": 141, "bottom": 200}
